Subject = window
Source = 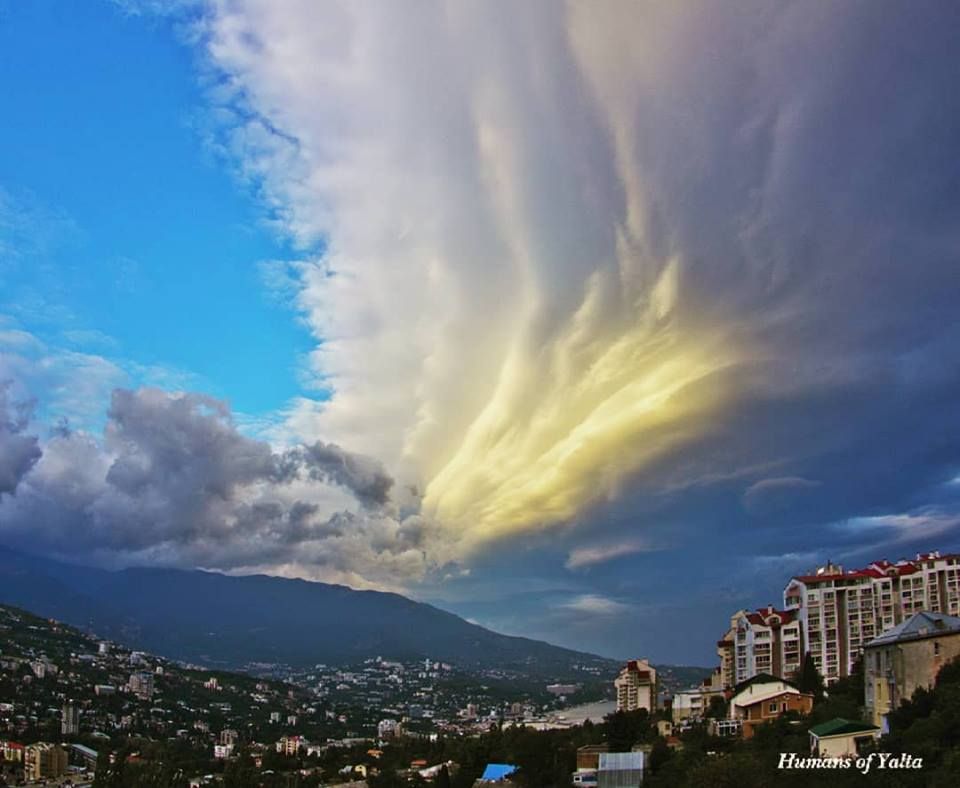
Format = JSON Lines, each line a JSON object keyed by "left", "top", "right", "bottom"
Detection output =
{"left": 935, "top": 642, "right": 941, "bottom": 657}
{"left": 768, "top": 702, "right": 778, "bottom": 713}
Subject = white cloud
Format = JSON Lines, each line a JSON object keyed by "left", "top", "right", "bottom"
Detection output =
{"left": 194, "top": 0, "right": 960, "bottom": 566}
{"left": 560, "top": 594, "right": 631, "bottom": 617}
{"left": 565, "top": 540, "right": 653, "bottom": 570}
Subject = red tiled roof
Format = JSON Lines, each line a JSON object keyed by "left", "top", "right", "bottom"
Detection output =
{"left": 743, "top": 607, "right": 795, "bottom": 627}
{"left": 794, "top": 556, "right": 933, "bottom": 584}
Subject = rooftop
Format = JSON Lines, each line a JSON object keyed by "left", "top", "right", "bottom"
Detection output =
{"left": 809, "top": 718, "right": 880, "bottom": 738}
{"left": 865, "top": 611, "right": 960, "bottom": 648}
{"left": 598, "top": 752, "right": 644, "bottom": 771}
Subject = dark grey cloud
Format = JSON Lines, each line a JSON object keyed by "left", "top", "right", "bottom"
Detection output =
{"left": 0, "top": 383, "right": 41, "bottom": 496}
{"left": 291, "top": 441, "right": 393, "bottom": 508}
{"left": 0, "top": 387, "right": 428, "bottom": 585}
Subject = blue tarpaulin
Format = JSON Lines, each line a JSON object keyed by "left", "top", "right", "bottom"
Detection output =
{"left": 481, "top": 763, "right": 518, "bottom": 781}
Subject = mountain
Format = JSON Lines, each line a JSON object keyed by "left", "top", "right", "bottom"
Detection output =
{"left": 0, "top": 545, "right": 616, "bottom": 677}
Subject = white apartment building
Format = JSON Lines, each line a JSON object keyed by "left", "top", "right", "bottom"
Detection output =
{"left": 783, "top": 551, "right": 960, "bottom": 683}
{"left": 614, "top": 659, "right": 658, "bottom": 712}
{"left": 729, "top": 606, "right": 803, "bottom": 686}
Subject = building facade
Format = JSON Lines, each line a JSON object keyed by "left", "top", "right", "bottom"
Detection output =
{"left": 782, "top": 551, "right": 960, "bottom": 683}
{"left": 671, "top": 689, "right": 704, "bottom": 723}
{"left": 716, "top": 624, "right": 736, "bottom": 690}
{"left": 809, "top": 719, "right": 881, "bottom": 757}
{"left": 128, "top": 671, "right": 155, "bottom": 700}
{"left": 24, "top": 743, "right": 67, "bottom": 782}
{"left": 730, "top": 606, "right": 803, "bottom": 686}
{"left": 61, "top": 702, "right": 79, "bottom": 736}
{"left": 614, "top": 659, "right": 658, "bottom": 713}
{"left": 863, "top": 611, "right": 960, "bottom": 728}
{"left": 733, "top": 689, "right": 814, "bottom": 739}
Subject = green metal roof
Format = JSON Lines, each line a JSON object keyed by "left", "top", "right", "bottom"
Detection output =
{"left": 809, "top": 717, "right": 880, "bottom": 738}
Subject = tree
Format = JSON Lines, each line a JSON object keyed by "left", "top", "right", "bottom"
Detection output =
{"left": 223, "top": 749, "right": 259, "bottom": 788}
{"left": 796, "top": 653, "right": 825, "bottom": 701}
{"left": 707, "top": 695, "right": 728, "bottom": 719}
{"left": 436, "top": 764, "right": 452, "bottom": 788}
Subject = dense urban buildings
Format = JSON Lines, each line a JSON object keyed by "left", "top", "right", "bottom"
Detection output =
{"left": 863, "top": 611, "right": 960, "bottom": 728}
{"left": 783, "top": 551, "right": 960, "bottom": 683}
{"left": 614, "top": 659, "right": 657, "bottom": 713}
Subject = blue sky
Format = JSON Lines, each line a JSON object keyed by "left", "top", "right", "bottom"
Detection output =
{"left": 0, "top": 0, "right": 312, "bottom": 420}
{"left": 2, "top": 1, "right": 960, "bottom": 665}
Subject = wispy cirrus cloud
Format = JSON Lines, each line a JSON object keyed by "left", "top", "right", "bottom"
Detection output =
{"left": 565, "top": 540, "right": 654, "bottom": 571}
{"left": 560, "top": 594, "right": 631, "bottom": 617}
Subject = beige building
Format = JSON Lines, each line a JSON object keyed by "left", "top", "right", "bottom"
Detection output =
{"left": 733, "top": 688, "right": 814, "bottom": 739}
{"left": 808, "top": 718, "right": 880, "bottom": 757}
{"left": 728, "top": 675, "right": 812, "bottom": 738}
{"left": 614, "top": 659, "right": 657, "bottom": 712}
{"left": 863, "top": 610, "right": 960, "bottom": 728}
{"left": 783, "top": 551, "right": 960, "bottom": 683}
{"left": 24, "top": 743, "right": 68, "bottom": 782}
{"left": 671, "top": 689, "right": 704, "bottom": 723}
{"left": 716, "top": 624, "right": 736, "bottom": 690}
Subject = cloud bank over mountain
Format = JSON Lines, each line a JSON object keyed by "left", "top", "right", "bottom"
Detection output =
{"left": 0, "top": 387, "right": 428, "bottom": 589}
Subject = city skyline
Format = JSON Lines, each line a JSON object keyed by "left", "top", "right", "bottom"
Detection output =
{"left": 2, "top": 1, "right": 960, "bottom": 664}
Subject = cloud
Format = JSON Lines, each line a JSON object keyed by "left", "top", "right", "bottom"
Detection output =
{"left": 292, "top": 441, "right": 394, "bottom": 508}
{"left": 565, "top": 540, "right": 653, "bottom": 571}
{"left": 193, "top": 0, "right": 960, "bottom": 561}
{"left": 559, "top": 594, "right": 631, "bottom": 617}
{"left": 0, "top": 383, "right": 42, "bottom": 496}
{"left": 743, "top": 476, "right": 821, "bottom": 514}
{"left": 0, "top": 387, "right": 434, "bottom": 587}
{"left": 837, "top": 510, "right": 960, "bottom": 549}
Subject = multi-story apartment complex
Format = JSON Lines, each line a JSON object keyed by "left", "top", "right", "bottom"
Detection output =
{"left": 614, "top": 659, "right": 658, "bottom": 712}
{"left": 717, "top": 550, "right": 960, "bottom": 688}
{"left": 128, "top": 671, "right": 155, "bottom": 700}
{"left": 24, "top": 743, "right": 67, "bottom": 782}
{"left": 729, "top": 606, "right": 803, "bottom": 686}
{"left": 61, "top": 702, "right": 79, "bottom": 736}
{"left": 783, "top": 551, "right": 960, "bottom": 683}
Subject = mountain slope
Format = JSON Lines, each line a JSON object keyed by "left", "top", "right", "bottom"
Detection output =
{"left": 0, "top": 545, "right": 615, "bottom": 676}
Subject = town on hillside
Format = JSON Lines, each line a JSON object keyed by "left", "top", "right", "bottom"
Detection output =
{"left": 3, "top": 548, "right": 960, "bottom": 786}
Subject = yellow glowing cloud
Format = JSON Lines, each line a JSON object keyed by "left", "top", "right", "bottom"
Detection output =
{"left": 421, "top": 260, "right": 739, "bottom": 545}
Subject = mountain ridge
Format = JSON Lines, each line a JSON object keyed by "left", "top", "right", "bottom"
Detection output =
{"left": 0, "top": 544, "right": 616, "bottom": 678}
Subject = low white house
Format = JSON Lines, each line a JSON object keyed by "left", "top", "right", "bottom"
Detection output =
{"left": 809, "top": 718, "right": 881, "bottom": 757}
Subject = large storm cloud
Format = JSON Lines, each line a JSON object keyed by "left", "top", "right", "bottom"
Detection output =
{"left": 197, "top": 0, "right": 960, "bottom": 556}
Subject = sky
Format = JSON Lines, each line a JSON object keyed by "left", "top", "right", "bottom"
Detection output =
{"left": 2, "top": 0, "right": 960, "bottom": 665}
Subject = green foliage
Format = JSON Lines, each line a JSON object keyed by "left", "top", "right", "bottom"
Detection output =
{"left": 796, "top": 653, "right": 826, "bottom": 701}
{"left": 707, "top": 694, "right": 728, "bottom": 718}
{"left": 436, "top": 763, "right": 452, "bottom": 788}
{"left": 602, "top": 709, "right": 650, "bottom": 752}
